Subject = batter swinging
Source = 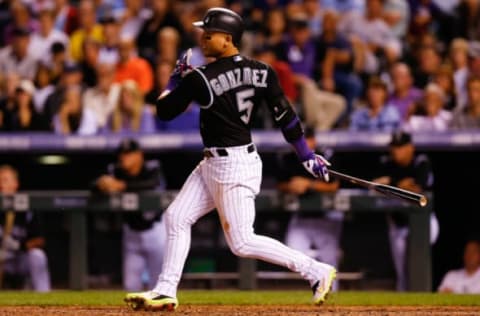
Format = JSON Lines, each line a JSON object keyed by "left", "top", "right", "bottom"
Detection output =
{"left": 125, "top": 7, "right": 336, "bottom": 311}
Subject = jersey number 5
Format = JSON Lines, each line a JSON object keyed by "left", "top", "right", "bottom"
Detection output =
{"left": 236, "top": 89, "right": 254, "bottom": 124}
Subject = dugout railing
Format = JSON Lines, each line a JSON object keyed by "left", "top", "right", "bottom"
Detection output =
{"left": 0, "top": 189, "right": 432, "bottom": 292}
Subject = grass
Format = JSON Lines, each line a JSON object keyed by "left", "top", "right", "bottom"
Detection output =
{"left": 0, "top": 290, "right": 479, "bottom": 306}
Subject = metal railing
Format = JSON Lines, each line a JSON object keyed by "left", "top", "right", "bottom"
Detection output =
{"left": 0, "top": 189, "right": 432, "bottom": 291}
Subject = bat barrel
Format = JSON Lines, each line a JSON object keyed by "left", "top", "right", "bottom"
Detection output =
{"left": 375, "top": 184, "right": 428, "bottom": 207}
{"left": 329, "top": 170, "right": 428, "bottom": 207}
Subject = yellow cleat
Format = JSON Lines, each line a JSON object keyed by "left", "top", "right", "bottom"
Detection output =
{"left": 312, "top": 268, "right": 337, "bottom": 305}
{"left": 124, "top": 291, "right": 178, "bottom": 312}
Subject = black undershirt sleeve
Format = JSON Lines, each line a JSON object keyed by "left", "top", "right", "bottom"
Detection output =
{"left": 155, "top": 70, "right": 210, "bottom": 121}
{"left": 263, "top": 66, "right": 303, "bottom": 142}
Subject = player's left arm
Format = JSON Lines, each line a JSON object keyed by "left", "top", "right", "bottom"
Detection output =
{"left": 264, "top": 66, "right": 330, "bottom": 181}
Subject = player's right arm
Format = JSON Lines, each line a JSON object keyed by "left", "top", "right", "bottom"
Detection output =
{"left": 155, "top": 68, "right": 211, "bottom": 120}
{"left": 155, "top": 49, "right": 210, "bottom": 121}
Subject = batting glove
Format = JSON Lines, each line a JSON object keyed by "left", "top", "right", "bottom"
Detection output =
{"left": 302, "top": 152, "right": 331, "bottom": 182}
{"left": 166, "top": 48, "right": 193, "bottom": 90}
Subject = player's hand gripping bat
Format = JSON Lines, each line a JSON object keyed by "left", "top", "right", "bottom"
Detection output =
{"left": 329, "top": 170, "right": 428, "bottom": 207}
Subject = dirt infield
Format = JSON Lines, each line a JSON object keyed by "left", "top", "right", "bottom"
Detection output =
{"left": 0, "top": 305, "right": 479, "bottom": 316}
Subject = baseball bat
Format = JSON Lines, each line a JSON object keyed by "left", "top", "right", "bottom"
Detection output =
{"left": 329, "top": 170, "right": 428, "bottom": 207}
{"left": 0, "top": 211, "right": 15, "bottom": 288}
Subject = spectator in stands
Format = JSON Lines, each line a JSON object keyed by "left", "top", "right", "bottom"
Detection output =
{"left": 47, "top": 42, "right": 68, "bottom": 84}
{"left": 53, "top": 0, "right": 79, "bottom": 35}
{"left": 301, "top": 0, "right": 324, "bottom": 37}
{"left": 115, "top": 37, "right": 153, "bottom": 95}
{"left": 157, "top": 27, "right": 181, "bottom": 65}
{"left": 3, "top": 80, "right": 48, "bottom": 132}
{"left": 449, "top": 38, "right": 469, "bottom": 109}
{"left": 83, "top": 62, "right": 121, "bottom": 129}
{"left": 404, "top": 83, "right": 452, "bottom": 131}
{"left": 276, "top": 126, "right": 343, "bottom": 289}
{"left": 383, "top": 0, "right": 410, "bottom": 39}
{"left": 136, "top": 0, "right": 184, "bottom": 64}
{"left": 321, "top": 0, "right": 365, "bottom": 15}
{"left": 104, "top": 80, "right": 156, "bottom": 134}
{"left": 3, "top": 1, "right": 39, "bottom": 46}
{"left": 98, "top": 14, "right": 121, "bottom": 66}
{"left": 453, "top": 0, "right": 480, "bottom": 41}
{"left": 320, "top": 10, "right": 362, "bottom": 126}
{"left": 43, "top": 61, "right": 84, "bottom": 127}
{"left": 408, "top": 0, "right": 452, "bottom": 44}
{"left": 468, "top": 41, "right": 480, "bottom": 78}
{"left": 451, "top": 76, "right": 480, "bottom": 129}
{"left": 263, "top": 8, "right": 287, "bottom": 48}
{"left": 0, "top": 73, "right": 21, "bottom": 128}
{"left": 413, "top": 46, "right": 442, "bottom": 89}
{"left": 350, "top": 77, "right": 401, "bottom": 131}
{"left": 388, "top": 62, "right": 423, "bottom": 122}
{"left": 338, "top": 0, "right": 402, "bottom": 74}
{"left": 0, "top": 165, "right": 50, "bottom": 292}
{"left": 119, "top": 0, "right": 151, "bottom": 39}
{"left": 53, "top": 85, "right": 97, "bottom": 135}
{"left": 0, "top": 27, "right": 38, "bottom": 80}
{"left": 28, "top": 7, "right": 69, "bottom": 64}
{"left": 438, "top": 240, "right": 480, "bottom": 294}
{"left": 80, "top": 38, "right": 101, "bottom": 88}
{"left": 33, "top": 63, "right": 55, "bottom": 115}
{"left": 433, "top": 64, "right": 457, "bottom": 111}
{"left": 69, "top": 0, "right": 103, "bottom": 62}
{"left": 276, "top": 15, "right": 346, "bottom": 131}
{"left": 146, "top": 59, "right": 172, "bottom": 106}
{"left": 93, "top": 138, "right": 166, "bottom": 291}
{"left": 374, "top": 131, "right": 438, "bottom": 291}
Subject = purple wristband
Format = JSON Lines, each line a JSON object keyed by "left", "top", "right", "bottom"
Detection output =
{"left": 292, "top": 137, "right": 313, "bottom": 161}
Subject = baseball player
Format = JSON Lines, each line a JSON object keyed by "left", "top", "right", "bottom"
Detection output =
{"left": 125, "top": 8, "right": 336, "bottom": 311}
{"left": 0, "top": 165, "right": 50, "bottom": 292}
{"left": 93, "top": 139, "right": 166, "bottom": 291}
{"left": 374, "top": 131, "right": 439, "bottom": 291}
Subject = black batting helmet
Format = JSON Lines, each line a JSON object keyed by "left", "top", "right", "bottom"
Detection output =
{"left": 193, "top": 7, "right": 244, "bottom": 45}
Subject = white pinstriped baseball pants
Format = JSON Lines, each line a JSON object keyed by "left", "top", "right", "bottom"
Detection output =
{"left": 153, "top": 144, "right": 332, "bottom": 297}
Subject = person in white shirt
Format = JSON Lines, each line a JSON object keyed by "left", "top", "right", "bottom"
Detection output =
{"left": 404, "top": 83, "right": 452, "bottom": 132}
{"left": 29, "top": 8, "right": 69, "bottom": 63}
{"left": 438, "top": 240, "right": 480, "bottom": 294}
{"left": 82, "top": 62, "right": 121, "bottom": 128}
{"left": 53, "top": 85, "right": 98, "bottom": 135}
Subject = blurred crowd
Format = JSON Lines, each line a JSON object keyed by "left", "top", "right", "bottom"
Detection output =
{"left": 1, "top": 0, "right": 480, "bottom": 135}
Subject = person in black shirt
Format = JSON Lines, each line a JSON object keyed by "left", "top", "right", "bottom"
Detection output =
{"left": 373, "top": 131, "right": 439, "bottom": 291}
{"left": 125, "top": 7, "right": 334, "bottom": 311}
{"left": 94, "top": 138, "right": 166, "bottom": 291}
{"left": 0, "top": 165, "right": 50, "bottom": 292}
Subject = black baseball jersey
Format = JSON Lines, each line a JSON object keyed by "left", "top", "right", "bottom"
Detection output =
{"left": 378, "top": 154, "right": 434, "bottom": 226}
{"left": 93, "top": 160, "right": 165, "bottom": 231}
{"left": 378, "top": 154, "right": 433, "bottom": 190}
{"left": 0, "top": 212, "right": 43, "bottom": 251}
{"left": 156, "top": 54, "right": 297, "bottom": 147}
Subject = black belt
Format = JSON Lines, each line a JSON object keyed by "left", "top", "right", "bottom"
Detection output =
{"left": 204, "top": 144, "right": 255, "bottom": 158}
